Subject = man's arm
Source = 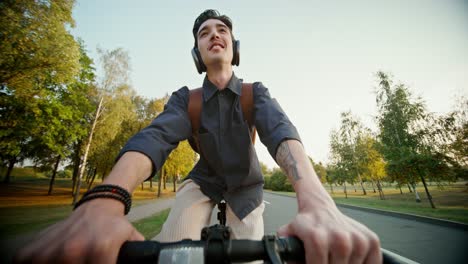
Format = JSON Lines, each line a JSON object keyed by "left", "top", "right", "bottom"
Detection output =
{"left": 275, "top": 139, "right": 382, "bottom": 264}
{"left": 14, "top": 152, "right": 151, "bottom": 264}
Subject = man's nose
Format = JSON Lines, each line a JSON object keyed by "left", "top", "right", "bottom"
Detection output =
{"left": 210, "top": 30, "right": 220, "bottom": 40}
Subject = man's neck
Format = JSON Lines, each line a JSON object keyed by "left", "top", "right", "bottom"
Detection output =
{"left": 206, "top": 65, "right": 233, "bottom": 90}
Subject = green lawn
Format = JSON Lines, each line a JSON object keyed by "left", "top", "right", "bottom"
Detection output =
{"left": 0, "top": 169, "right": 175, "bottom": 239}
{"left": 267, "top": 182, "right": 468, "bottom": 224}
{"left": 0, "top": 204, "right": 73, "bottom": 239}
{"left": 333, "top": 196, "right": 468, "bottom": 223}
{"left": 132, "top": 209, "right": 171, "bottom": 239}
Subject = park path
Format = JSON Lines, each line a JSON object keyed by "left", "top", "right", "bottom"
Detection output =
{"left": 127, "top": 197, "right": 174, "bottom": 222}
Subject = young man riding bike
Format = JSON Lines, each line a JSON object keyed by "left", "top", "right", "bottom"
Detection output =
{"left": 15, "top": 9, "right": 382, "bottom": 264}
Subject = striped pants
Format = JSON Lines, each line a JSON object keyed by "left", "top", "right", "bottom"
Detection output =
{"left": 153, "top": 179, "right": 265, "bottom": 242}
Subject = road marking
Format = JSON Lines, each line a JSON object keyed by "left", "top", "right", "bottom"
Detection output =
{"left": 263, "top": 200, "right": 270, "bottom": 205}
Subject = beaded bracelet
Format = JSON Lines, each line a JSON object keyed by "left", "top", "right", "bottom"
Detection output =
{"left": 74, "top": 184, "right": 132, "bottom": 215}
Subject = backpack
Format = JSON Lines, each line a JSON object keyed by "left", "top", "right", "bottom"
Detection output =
{"left": 187, "top": 83, "right": 256, "bottom": 154}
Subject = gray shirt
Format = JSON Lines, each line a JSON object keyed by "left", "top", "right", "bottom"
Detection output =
{"left": 118, "top": 73, "right": 301, "bottom": 220}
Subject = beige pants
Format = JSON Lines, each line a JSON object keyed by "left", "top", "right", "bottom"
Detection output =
{"left": 154, "top": 179, "right": 265, "bottom": 242}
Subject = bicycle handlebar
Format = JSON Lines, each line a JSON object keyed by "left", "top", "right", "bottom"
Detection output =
{"left": 117, "top": 235, "right": 408, "bottom": 264}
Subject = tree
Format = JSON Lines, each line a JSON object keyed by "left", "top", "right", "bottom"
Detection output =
{"left": 329, "top": 129, "right": 352, "bottom": 198}
{"left": 73, "top": 47, "right": 133, "bottom": 204}
{"left": 164, "top": 140, "right": 195, "bottom": 192}
{"left": 340, "top": 111, "right": 368, "bottom": 195}
{"left": 269, "top": 168, "right": 293, "bottom": 192}
{"left": 258, "top": 162, "right": 271, "bottom": 177}
{"left": 375, "top": 71, "right": 439, "bottom": 208}
{"left": 356, "top": 133, "right": 387, "bottom": 199}
{"left": 432, "top": 96, "right": 468, "bottom": 179}
{"left": 67, "top": 41, "right": 98, "bottom": 194}
{"left": 0, "top": 0, "right": 80, "bottom": 183}
{"left": 309, "top": 157, "right": 327, "bottom": 184}
{"left": 0, "top": 0, "right": 80, "bottom": 95}
{"left": 328, "top": 112, "right": 369, "bottom": 196}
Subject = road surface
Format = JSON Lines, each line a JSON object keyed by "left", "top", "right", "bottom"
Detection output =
{"left": 240, "top": 192, "right": 468, "bottom": 264}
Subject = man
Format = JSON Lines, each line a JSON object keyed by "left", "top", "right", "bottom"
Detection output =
{"left": 15, "top": 10, "right": 381, "bottom": 264}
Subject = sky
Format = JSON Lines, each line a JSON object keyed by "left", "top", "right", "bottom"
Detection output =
{"left": 70, "top": 0, "right": 468, "bottom": 169}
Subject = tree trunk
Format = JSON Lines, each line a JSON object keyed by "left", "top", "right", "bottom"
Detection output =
{"left": 377, "top": 180, "right": 385, "bottom": 200}
{"left": 163, "top": 172, "right": 166, "bottom": 190}
{"left": 141, "top": 182, "right": 144, "bottom": 190}
{"left": 407, "top": 183, "right": 413, "bottom": 193}
{"left": 417, "top": 169, "right": 436, "bottom": 208}
{"left": 398, "top": 184, "right": 403, "bottom": 194}
{"left": 173, "top": 174, "right": 177, "bottom": 192}
{"left": 357, "top": 174, "right": 367, "bottom": 195}
{"left": 87, "top": 168, "right": 98, "bottom": 191}
{"left": 101, "top": 167, "right": 110, "bottom": 181}
{"left": 85, "top": 166, "right": 92, "bottom": 184}
{"left": 157, "top": 169, "right": 163, "bottom": 198}
{"left": 329, "top": 183, "right": 334, "bottom": 194}
{"left": 344, "top": 182, "right": 348, "bottom": 199}
{"left": 3, "top": 157, "right": 16, "bottom": 183}
{"left": 411, "top": 182, "right": 421, "bottom": 203}
{"left": 150, "top": 175, "right": 153, "bottom": 189}
{"left": 48, "top": 156, "right": 61, "bottom": 195}
{"left": 371, "top": 180, "right": 376, "bottom": 193}
{"left": 71, "top": 141, "right": 82, "bottom": 195}
{"left": 73, "top": 96, "right": 104, "bottom": 205}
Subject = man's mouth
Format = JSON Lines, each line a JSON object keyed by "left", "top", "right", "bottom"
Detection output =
{"left": 209, "top": 42, "right": 225, "bottom": 50}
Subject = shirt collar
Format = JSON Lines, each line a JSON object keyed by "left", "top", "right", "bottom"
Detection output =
{"left": 202, "top": 73, "right": 242, "bottom": 102}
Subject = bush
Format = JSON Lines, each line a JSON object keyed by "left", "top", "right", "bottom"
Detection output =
{"left": 270, "top": 169, "right": 287, "bottom": 191}
{"left": 57, "top": 169, "right": 72, "bottom": 178}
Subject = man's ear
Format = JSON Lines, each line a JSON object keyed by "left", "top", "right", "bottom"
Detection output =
{"left": 232, "top": 40, "right": 240, "bottom": 66}
{"left": 192, "top": 47, "right": 206, "bottom": 74}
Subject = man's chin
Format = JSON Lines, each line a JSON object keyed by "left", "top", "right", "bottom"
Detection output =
{"left": 205, "top": 57, "right": 231, "bottom": 67}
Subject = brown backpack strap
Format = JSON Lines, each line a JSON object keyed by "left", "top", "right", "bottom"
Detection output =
{"left": 188, "top": 88, "right": 202, "bottom": 153}
{"left": 240, "top": 83, "right": 256, "bottom": 144}
{"left": 188, "top": 83, "right": 256, "bottom": 153}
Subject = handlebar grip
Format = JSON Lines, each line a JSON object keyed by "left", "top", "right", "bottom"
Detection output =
{"left": 277, "top": 236, "right": 306, "bottom": 263}
{"left": 117, "top": 241, "right": 161, "bottom": 264}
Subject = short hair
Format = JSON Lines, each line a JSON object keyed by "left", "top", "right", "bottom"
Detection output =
{"left": 192, "top": 9, "right": 234, "bottom": 48}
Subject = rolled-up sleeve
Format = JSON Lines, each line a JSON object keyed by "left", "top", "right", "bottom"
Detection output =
{"left": 116, "top": 87, "right": 192, "bottom": 174}
{"left": 253, "top": 82, "right": 301, "bottom": 161}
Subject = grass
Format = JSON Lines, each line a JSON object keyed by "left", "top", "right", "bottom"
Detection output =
{"left": 268, "top": 182, "right": 468, "bottom": 224}
{"left": 0, "top": 169, "right": 176, "bottom": 239}
{"left": 0, "top": 204, "right": 72, "bottom": 239}
{"left": 133, "top": 209, "right": 171, "bottom": 239}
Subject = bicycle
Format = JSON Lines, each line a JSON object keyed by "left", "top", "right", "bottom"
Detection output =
{"left": 117, "top": 202, "right": 413, "bottom": 264}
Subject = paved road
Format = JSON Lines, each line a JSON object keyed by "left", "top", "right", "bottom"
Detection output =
{"left": 253, "top": 192, "right": 467, "bottom": 264}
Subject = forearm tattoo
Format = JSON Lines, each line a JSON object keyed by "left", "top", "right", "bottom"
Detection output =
{"left": 276, "top": 141, "right": 301, "bottom": 182}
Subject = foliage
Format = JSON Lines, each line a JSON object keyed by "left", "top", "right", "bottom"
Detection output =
{"left": 375, "top": 72, "right": 426, "bottom": 184}
{"left": 259, "top": 161, "right": 271, "bottom": 177}
{"left": 310, "top": 157, "right": 327, "bottom": 184}
{"left": 329, "top": 111, "right": 366, "bottom": 185}
{"left": 0, "top": 1, "right": 94, "bottom": 183}
{"left": 86, "top": 48, "right": 137, "bottom": 177}
{"left": 57, "top": 169, "right": 73, "bottom": 179}
{"left": 0, "top": 0, "right": 80, "bottom": 95}
{"left": 268, "top": 168, "right": 293, "bottom": 192}
{"left": 355, "top": 133, "right": 387, "bottom": 183}
{"left": 164, "top": 140, "right": 195, "bottom": 181}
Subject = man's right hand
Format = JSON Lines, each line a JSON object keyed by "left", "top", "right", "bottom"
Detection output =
{"left": 13, "top": 198, "right": 144, "bottom": 264}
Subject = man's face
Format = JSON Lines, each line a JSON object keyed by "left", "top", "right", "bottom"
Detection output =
{"left": 196, "top": 19, "right": 233, "bottom": 68}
